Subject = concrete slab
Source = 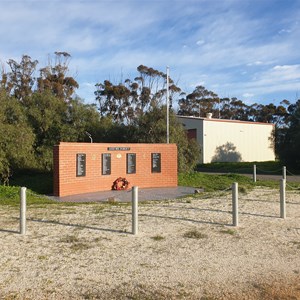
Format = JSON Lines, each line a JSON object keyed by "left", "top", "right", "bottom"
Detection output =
{"left": 51, "top": 186, "right": 196, "bottom": 203}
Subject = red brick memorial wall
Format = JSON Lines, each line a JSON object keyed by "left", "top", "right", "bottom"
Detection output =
{"left": 53, "top": 142, "right": 178, "bottom": 197}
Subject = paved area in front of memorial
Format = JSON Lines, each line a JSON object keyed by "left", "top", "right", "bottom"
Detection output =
{"left": 52, "top": 172, "right": 300, "bottom": 203}
{"left": 53, "top": 186, "right": 197, "bottom": 203}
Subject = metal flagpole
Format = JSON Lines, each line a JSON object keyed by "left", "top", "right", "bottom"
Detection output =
{"left": 166, "top": 66, "right": 170, "bottom": 144}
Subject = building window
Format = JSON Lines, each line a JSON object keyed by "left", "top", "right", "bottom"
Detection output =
{"left": 187, "top": 128, "right": 197, "bottom": 140}
{"left": 76, "top": 153, "right": 86, "bottom": 177}
{"left": 127, "top": 153, "right": 136, "bottom": 174}
{"left": 102, "top": 153, "right": 111, "bottom": 175}
{"left": 151, "top": 153, "right": 161, "bottom": 173}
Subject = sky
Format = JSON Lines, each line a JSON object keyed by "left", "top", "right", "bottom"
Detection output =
{"left": 0, "top": 0, "right": 300, "bottom": 106}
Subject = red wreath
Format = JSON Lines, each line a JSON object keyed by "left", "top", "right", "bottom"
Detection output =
{"left": 112, "top": 177, "right": 130, "bottom": 190}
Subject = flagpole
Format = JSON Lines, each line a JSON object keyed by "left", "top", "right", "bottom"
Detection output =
{"left": 166, "top": 66, "right": 170, "bottom": 144}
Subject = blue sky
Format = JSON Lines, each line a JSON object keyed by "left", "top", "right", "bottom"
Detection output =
{"left": 1, "top": 0, "right": 300, "bottom": 106}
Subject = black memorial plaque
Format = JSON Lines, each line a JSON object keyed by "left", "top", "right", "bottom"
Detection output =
{"left": 76, "top": 153, "right": 86, "bottom": 177}
{"left": 127, "top": 153, "right": 136, "bottom": 174}
{"left": 151, "top": 153, "right": 161, "bottom": 173}
{"left": 102, "top": 153, "right": 111, "bottom": 175}
{"left": 107, "top": 147, "right": 130, "bottom": 151}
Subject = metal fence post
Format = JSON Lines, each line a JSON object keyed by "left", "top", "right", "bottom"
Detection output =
{"left": 132, "top": 186, "right": 138, "bottom": 235}
{"left": 232, "top": 182, "right": 238, "bottom": 227}
{"left": 20, "top": 187, "right": 27, "bottom": 235}
{"left": 282, "top": 166, "right": 286, "bottom": 180}
{"left": 280, "top": 179, "right": 286, "bottom": 219}
{"left": 253, "top": 164, "right": 256, "bottom": 182}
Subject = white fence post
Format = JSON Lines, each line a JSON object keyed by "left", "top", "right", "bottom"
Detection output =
{"left": 20, "top": 187, "right": 27, "bottom": 235}
{"left": 280, "top": 179, "right": 286, "bottom": 219}
{"left": 132, "top": 186, "right": 138, "bottom": 235}
{"left": 282, "top": 166, "right": 286, "bottom": 180}
{"left": 253, "top": 164, "right": 256, "bottom": 182}
{"left": 232, "top": 182, "right": 238, "bottom": 227}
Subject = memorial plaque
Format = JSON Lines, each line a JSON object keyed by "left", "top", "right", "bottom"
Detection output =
{"left": 127, "top": 153, "right": 136, "bottom": 174}
{"left": 107, "top": 147, "right": 130, "bottom": 151}
{"left": 76, "top": 153, "right": 86, "bottom": 177}
{"left": 102, "top": 153, "right": 111, "bottom": 175}
{"left": 151, "top": 153, "right": 161, "bottom": 173}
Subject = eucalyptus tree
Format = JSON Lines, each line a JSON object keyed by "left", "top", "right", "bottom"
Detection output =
{"left": 37, "top": 52, "right": 79, "bottom": 102}
{"left": 95, "top": 65, "right": 181, "bottom": 124}
{"left": 178, "top": 85, "right": 219, "bottom": 117}
{"left": 25, "top": 91, "right": 102, "bottom": 170}
{"left": 228, "top": 97, "right": 249, "bottom": 120}
{"left": 94, "top": 65, "right": 199, "bottom": 172}
{"left": 218, "top": 97, "right": 233, "bottom": 119}
{"left": 134, "top": 65, "right": 181, "bottom": 108}
{"left": 95, "top": 80, "right": 132, "bottom": 124}
{"left": 5, "top": 55, "right": 38, "bottom": 103}
{"left": 135, "top": 106, "right": 200, "bottom": 172}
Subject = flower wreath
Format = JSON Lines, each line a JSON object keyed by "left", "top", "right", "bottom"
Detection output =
{"left": 112, "top": 177, "right": 130, "bottom": 190}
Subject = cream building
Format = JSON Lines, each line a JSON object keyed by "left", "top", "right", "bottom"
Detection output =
{"left": 177, "top": 114, "right": 275, "bottom": 163}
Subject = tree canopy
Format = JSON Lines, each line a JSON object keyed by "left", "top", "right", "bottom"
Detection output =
{"left": 277, "top": 100, "right": 300, "bottom": 168}
{"left": 0, "top": 53, "right": 299, "bottom": 183}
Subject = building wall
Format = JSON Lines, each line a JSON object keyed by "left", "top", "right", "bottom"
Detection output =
{"left": 203, "top": 119, "right": 275, "bottom": 163}
{"left": 177, "top": 116, "right": 275, "bottom": 163}
{"left": 177, "top": 117, "right": 204, "bottom": 163}
{"left": 53, "top": 142, "right": 178, "bottom": 197}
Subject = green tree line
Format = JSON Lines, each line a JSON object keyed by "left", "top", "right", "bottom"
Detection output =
{"left": 0, "top": 53, "right": 299, "bottom": 183}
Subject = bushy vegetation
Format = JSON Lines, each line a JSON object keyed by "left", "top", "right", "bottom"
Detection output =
{"left": 1, "top": 53, "right": 300, "bottom": 185}
{"left": 0, "top": 54, "right": 200, "bottom": 184}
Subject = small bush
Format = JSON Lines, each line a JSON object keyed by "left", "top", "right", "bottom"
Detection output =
{"left": 183, "top": 230, "right": 208, "bottom": 239}
{"left": 220, "top": 229, "right": 236, "bottom": 235}
{"left": 59, "top": 235, "right": 79, "bottom": 243}
{"left": 151, "top": 235, "right": 165, "bottom": 241}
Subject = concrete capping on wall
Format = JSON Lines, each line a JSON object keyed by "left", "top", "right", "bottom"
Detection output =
{"left": 53, "top": 142, "right": 178, "bottom": 197}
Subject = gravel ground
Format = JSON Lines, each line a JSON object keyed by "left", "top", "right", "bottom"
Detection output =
{"left": 1, "top": 187, "right": 300, "bottom": 299}
{"left": 200, "top": 171, "right": 300, "bottom": 183}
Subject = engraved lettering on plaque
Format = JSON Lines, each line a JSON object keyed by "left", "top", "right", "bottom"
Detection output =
{"left": 102, "top": 153, "right": 111, "bottom": 175}
{"left": 151, "top": 153, "right": 161, "bottom": 173}
{"left": 76, "top": 153, "right": 86, "bottom": 177}
{"left": 127, "top": 153, "right": 136, "bottom": 174}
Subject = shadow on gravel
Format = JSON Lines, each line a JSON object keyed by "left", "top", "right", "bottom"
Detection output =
{"left": 27, "top": 217, "right": 128, "bottom": 234}
{"left": 0, "top": 228, "right": 20, "bottom": 234}
{"left": 105, "top": 209, "right": 232, "bottom": 227}
{"left": 139, "top": 213, "right": 232, "bottom": 227}
{"left": 239, "top": 212, "right": 278, "bottom": 219}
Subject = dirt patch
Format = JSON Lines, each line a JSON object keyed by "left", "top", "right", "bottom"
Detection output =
{"left": 0, "top": 187, "right": 300, "bottom": 299}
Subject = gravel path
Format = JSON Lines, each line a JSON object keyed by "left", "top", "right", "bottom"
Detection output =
{"left": 201, "top": 171, "right": 300, "bottom": 183}
{"left": 1, "top": 187, "right": 300, "bottom": 299}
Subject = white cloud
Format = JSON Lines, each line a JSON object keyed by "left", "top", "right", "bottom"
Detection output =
{"left": 196, "top": 40, "right": 205, "bottom": 46}
{"left": 242, "top": 93, "right": 254, "bottom": 98}
{"left": 0, "top": 0, "right": 300, "bottom": 104}
{"left": 254, "top": 64, "right": 300, "bottom": 86}
{"left": 247, "top": 61, "right": 263, "bottom": 66}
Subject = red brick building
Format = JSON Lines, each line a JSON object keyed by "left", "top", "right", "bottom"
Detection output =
{"left": 53, "top": 142, "right": 177, "bottom": 197}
